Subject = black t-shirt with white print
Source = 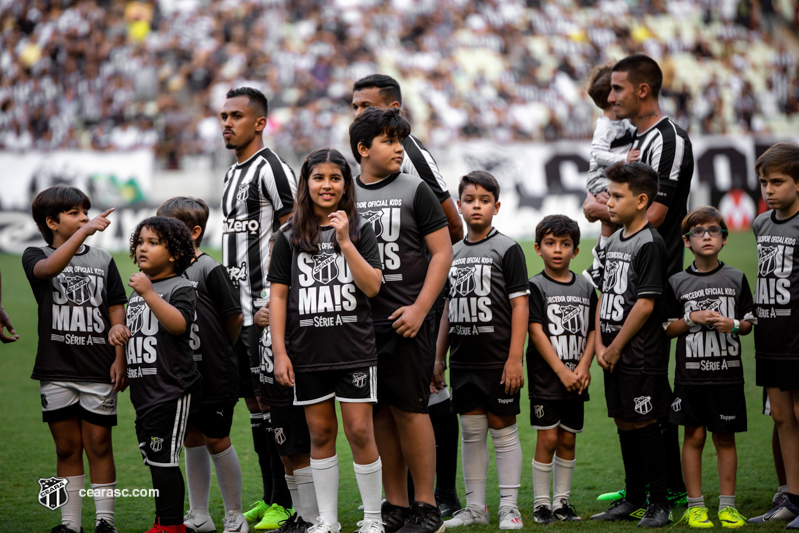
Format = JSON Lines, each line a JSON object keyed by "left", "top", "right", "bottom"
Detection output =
{"left": 445, "top": 228, "right": 528, "bottom": 370}
{"left": 23, "top": 245, "right": 127, "bottom": 382}
{"left": 125, "top": 275, "right": 202, "bottom": 416}
{"left": 355, "top": 172, "right": 449, "bottom": 324}
{"left": 599, "top": 223, "right": 670, "bottom": 375}
{"left": 753, "top": 209, "right": 799, "bottom": 360}
{"left": 527, "top": 271, "right": 597, "bottom": 400}
{"left": 267, "top": 221, "right": 382, "bottom": 372}
{"left": 183, "top": 253, "right": 241, "bottom": 404}
{"left": 665, "top": 262, "right": 755, "bottom": 385}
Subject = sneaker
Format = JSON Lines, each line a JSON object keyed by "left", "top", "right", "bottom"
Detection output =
{"left": 749, "top": 501, "right": 799, "bottom": 523}
{"left": 185, "top": 510, "right": 216, "bottom": 533}
{"left": 293, "top": 517, "right": 314, "bottom": 533}
{"left": 498, "top": 507, "right": 523, "bottom": 530}
{"left": 51, "top": 526, "right": 84, "bottom": 533}
{"left": 382, "top": 502, "right": 411, "bottom": 533}
{"left": 245, "top": 501, "right": 270, "bottom": 524}
{"left": 435, "top": 488, "right": 462, "bottom": 518}
{"left": 533, "top": 505, "right": 555, "bottom": 525}
{"left": 307, "top": 518, "right": 341, "bottom": 533}
{"left": 718, "top": 507, "right": 746, "bottom": 529}
{"left": 273, "top": 513, "right": 298, "bottom": 533}
{"left": 596, "top": 489, "right": 626, "bottom": 503}
{"left": 95, "top": 519, "right": 118, "bottom": 533}
{"left": 397, "top": 501, "right": 444, "bottom": 533}
{"left": 678, "top": 507, "right": 713, "bottom": 529}
{"left": 445, "top": 505, "right": 489, "bottom": 527}
{"left": 591, "top": 498, "right": 648, "bottom": 521}
{"left": 223, "top": 511, "right": 250, "bottom": 533}
{"left": 552, "top": 500, "right": 582, "bottom": 522}
{"left": 637, "top": 503, "right": 672, "bottom": 528}
{"left": 356, "top": 519, "right": 385, "bottom": 533}
{"left": 668, "top": 489, "right": 688, "bottom": 508}
{"left": 255, "top": 504, "right": 293, "bottom": 530}
{"left": 787, "top": 514, "right": 799, "bottom": 529}
{"left": 776, "top": 490, "right": 791, "bottom": 508}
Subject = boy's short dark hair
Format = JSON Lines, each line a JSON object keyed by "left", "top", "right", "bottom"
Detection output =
{"left": 353, "top": 74, "right": 403, "bottom": 105}
{"left": 681, "top": 206, "right": 728, "bottom": 236}
{"left": 157, "top": 197, "right": 210, "bottom": 247}
{"left": 612, "top": 54, "right": 663, "bottom": 98}
{"left": 226, "top": 87, "right": 268, "bottom": 119}
{"left": 31, "top": 186, "right": 92, "bottom": 245}
{"left": 606, "top": 161, "right": 659, "bottom": 208}
{"left": 349, "top": 107, "right": 411, "bottom": 164}
{"left": 129, "top": 216, "right": 195, "bottom": 275}
{"left": 459, "top": 170, "right": 500, "bottom": 201}
{"left": 535, "top": 214, "right": 581, "bottom": 248}
{"left": 587, "top": 62, "right": 614, "bottom": 110}
{"left": 755, "top": 142, "right": 799, "bottom": 182}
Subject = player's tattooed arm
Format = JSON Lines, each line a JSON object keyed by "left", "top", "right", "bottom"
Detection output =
{"left": 269, "top": 283, "right": 295, "bottom": 387}
{"left": 530, "top": 321, "right": 579, "bottom": 392}
{"left": 128, "top": 273, "right": 188, "bottom": 335}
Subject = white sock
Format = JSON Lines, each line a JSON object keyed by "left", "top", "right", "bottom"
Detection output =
{"left": 460, "top": 414, "right": 488, "bottom": 510}
{"left": 354, "top": 458, "right": 383, "bottom": 522}
{"left": 91, "top": 481, "right": 115, "bottom": 526}
{"left": 687, "top": 495, "right": 705, "bottom": 508}
{"left": 719, "top": 495, "right": 736, "bottom": 510}
{"left": 311, "top": 455, "right": 339, "bottom": 525}
{"left": 286, "top": 475, "right": 299, "bottom": 513}
{"left": 491, "top": 425, "right": 522, "bottom": 509}
{"left": 211, "top": 445, "right": 243, "bottom": 513}
{"left": 295, "top": 465, "right": 319, "bottom": 522}
{"left": 62, "top": 475, "right": 84, "bottom": 532}
{"left": 185, "top": 445, "right": 211, "bottom": 512}
{"left": 553, "top": 455, "right": 575, "bottom": 506}
{"left": 532, "top": 460, "right": 553, "bottom": 509}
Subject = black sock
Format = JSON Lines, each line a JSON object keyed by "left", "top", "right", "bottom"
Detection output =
{"left": 788, "top": 493, "right": 799, "bottom": 507}
{"left": 150, "top": 466, "right": 184, "bottom": 526}
{"left": 637, "top": 423, "right": 668, "bottom": 507}
{"left": 618, "top": 428, "right": 647, "bottom": 506}
{"left": 252, "top": 411, "right": 272, "bottom": 503}
{"left": 266, "top": 427, "right": 292, "bottom": 508}
{"left": 661, "top": 419, "right": 686, "bottom": 492}
{"left": 431, "top": 400, "right": 459, "bottom": 492}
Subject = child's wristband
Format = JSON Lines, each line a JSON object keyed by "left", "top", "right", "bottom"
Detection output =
{"left": 684, "top": 311, "right": 696, "bottom": 327}
{"left": 731, "top": 319, "right": 740, "bottom": 334}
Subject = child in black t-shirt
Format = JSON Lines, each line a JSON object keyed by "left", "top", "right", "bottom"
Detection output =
{"left": 268, "top": 148, "right": 384, "bottom": 533}
{"left": 23, "top": 186, "right": 126, "bottom": 533}
{"left": 109, "top": 216, "right": 201, "bottom": 533}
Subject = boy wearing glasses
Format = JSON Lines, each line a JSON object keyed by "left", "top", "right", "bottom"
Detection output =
{"left": 664, "top": 206, "right": 755, "bottom": 529}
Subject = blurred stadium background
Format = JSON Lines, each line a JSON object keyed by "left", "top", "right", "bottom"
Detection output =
{"left": 2, "top": 0, "right": 799, "bottom": 250}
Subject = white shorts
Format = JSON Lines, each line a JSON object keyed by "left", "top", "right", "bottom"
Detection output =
{"left": 40, "top": 381, "right": 117, "bottom": 426}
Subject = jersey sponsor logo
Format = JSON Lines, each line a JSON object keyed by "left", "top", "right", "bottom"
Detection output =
{"left": 227, "top": 262, "right": 248, "bottom": 287}
{"left": 223, "top": 218, "right": 261, "bottom": 235}
{"left": 352, "top": 372, "right": 368, "bottom": 388}
{"left": 497, "top": 397, "right": 515, "bottom": 404}
{"left": 633, "top": 395, "right": 652, "bottom": 415}
{"left": 38, "top": 476, "right": 69, "bottom": 510}
{"left": 273, "top": 427, "right": 286, "bottom": 445}
{"left": 719, "top": 414, "right": 736, "bottom": 421}
{"left": 150, "top": 436, "right": 164, "bottom": 452}
{"left": 312, "top": 253, "right": 338, "bottom": 284}
{"left": 671, "top": 397, "right": 682, "bottom": 412}
{"left": 534, "top": 404, "right": 545, "bottom": 419}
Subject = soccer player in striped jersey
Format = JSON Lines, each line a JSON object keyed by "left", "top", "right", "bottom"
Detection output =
{"left": 219, "top": 87, "right": 298, "bottom": 529}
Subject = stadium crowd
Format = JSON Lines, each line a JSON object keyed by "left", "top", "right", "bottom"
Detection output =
{"left": 1, "top": 0, "right": 798, "bottom": 166}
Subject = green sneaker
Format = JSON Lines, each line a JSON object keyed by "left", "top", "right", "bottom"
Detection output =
{"left": 596, "top": 489, "right": 626, "bottom": 503}
{"left": 678, "top": 507, "right": 713, "bottom": 528}
{"left": 255, "top": 503, "right": 293, "bottom": 530}
{"left": 668, "top": 489, "right": 688, "bottom": 508}
{"left": 245, "top": 500, "right": 270, "bottom": 524}
{"left": 718, "top": 507, "right": 746, "bottom": 529}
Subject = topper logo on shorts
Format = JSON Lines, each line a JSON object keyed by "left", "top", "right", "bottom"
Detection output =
{"left": 671, "top": 397, "right": 682, "bottom": 412}
{"left": 150, "top": 436, "right": 164, "bottom": 452}
{"left": 352, "top": 372, "right": 368, "bottom": 388}
{"left": 38, "top": 476, "right": 69, "bottom": 510}
{"left": 634, "top": 396, "right": 652, "bottom": 415}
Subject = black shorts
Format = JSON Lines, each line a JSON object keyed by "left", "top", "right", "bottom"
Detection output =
{"left": 669, "top": 383, "right": 747, "bottom": 433}
{"left": 190, "top": 400, "right": 237, "bottom": 439}
{"left": 756, "top": 358, "right": 799, "bottom": 391}
{"left": 530, "top": 397, "right": 585, "bottom": 433}
{"left": 604, "top": 371, "right": 671, "bottom": 422}
{"left": 374, "top": 317, "right": 436, "bottom": 414}
{"left": 294, "top": 366, "right": 377, "bottom": 405}
{"left": 450, "top": 367, "right": 521, "bottom": 417}
{"left": 136, "top": 394, "right": 198, "bottom": 467}
{"left": 269, "top": 404, "right": 311, "bottom": 457}
{"left": 235, "top": 325, "right": 260, "bottom": 398}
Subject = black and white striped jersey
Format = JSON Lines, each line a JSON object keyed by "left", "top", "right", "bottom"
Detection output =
{"left": 221, "top": 147, "right": 297, "bottom": 326}
{"left": 401, "top": 135, "right": 451, "bottom": 203}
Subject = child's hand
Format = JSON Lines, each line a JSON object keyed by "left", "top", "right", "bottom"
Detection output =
{"left": 688, "top": 309, "right": 719, "bottom": 326}
{"left": 128, "top": 272, "right": 154, "bottom": 296}
{"left": 600, "top": 345, "right": 621, "bottom": 372}
{"left": 431, "top": 360, "right": 446, "bottom": 393}
{"left": 707, "top": 315, "right": 735, "bottom": 333}
{"left": 574, "top": 363, "right": 591, "bottom": 394}
{"left": 254, "top": 302, "right": 270, "bottom": 328}
{"left": 0, "top": 307, "right": 18, "bottom": 343}
{"left": 108, "top": 324, "right": 131, "bottom": 346}
{"left": 274, "top": 352, "right": 294, "bottom": 387}
{"left": 596, "top": 191, "right": 610, "bottom": 205}
{"left": 389, "top": 304, "right": 426, "bottom": 338}
{"left": 626, "top": 149, "right": 640, "bottom": 163}
{"left": 81, "top": 208, "right": 115, "bottom": 237}
{"left": 110, "top": 357, "right": 128, "bottom": 392}
{"left": 329, "top": 211, "right": 351, "bottom": 246}
{"left": 501, "top": 358, "right": 524, "bottom": 394}
{"left": 557, "top": 366, "right": 580, "bottom": 392}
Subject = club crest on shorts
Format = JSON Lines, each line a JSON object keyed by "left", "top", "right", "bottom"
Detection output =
{"left": 61, "top": 275, "right": 93, "bottom": 305}
{"left": 237, "top": 182, "right": 249, "bottom": 202}
{"left": 38, "top": 476, "right": 69, "bottom": 510}
{"left": 634, "top": 396, "right": 652, "bottom": 415}
{"left": 534, "top": 404, "right": 545, "bottom": 419}
{"left": 274, "top": 427, "right": 286, "bottom": 445}
{"left": 150, "top": 436, "right": 164, "bottom": 452}
{"left": 758, "top": 245, "right": 779, "bottom": 276}
{"left": 312, "top": 253, "right": 338, "bottom": 284}
{"left": 671, "top": 397, "right": 682, "bottom": 412}
{"left": 555, "top": 304, "right": 581, "bottom": 334}
{"left": 362, "top": 210, "right": 384, "bottom": 237}
{"left": 454, "top": 267, "right": 476, "bottom": 296}
{"left": 352, "top": 372, "right": 368, "bottom": 388}
{"left": 41, "top": 393, "right": 48, "bottom": 409}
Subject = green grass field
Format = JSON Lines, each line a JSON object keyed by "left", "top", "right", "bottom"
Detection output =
{"left": 0, "top": 231, "right": 786, "bottom": 532}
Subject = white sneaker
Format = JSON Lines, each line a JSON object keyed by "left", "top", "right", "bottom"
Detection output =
{"left": 185, "top": 509, "right": 216, "bottom": 533}
{"left": 498, "top": 507, "right": 523, "bottom": 530}
{"left": 223, "top": 510, "right": 249, "bottom": 533}
{"left": 307, "top": 517, "right": 341, "bottom": 533}
{"left": 445, "top": 505, "right": 490, "bottom": 527}
{"left": 356, "top": 519, "right": 384, "bottom": 533}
